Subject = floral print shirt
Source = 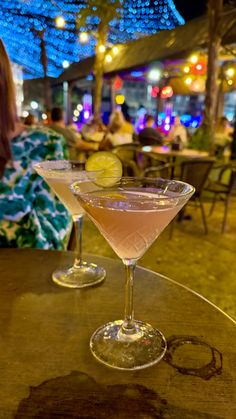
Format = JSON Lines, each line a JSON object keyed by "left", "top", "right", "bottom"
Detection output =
{"left": 0, "top": 127, "right": 72, "bottom": 249}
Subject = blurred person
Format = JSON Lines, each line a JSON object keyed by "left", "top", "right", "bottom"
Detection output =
{"left": 67, "top": 121, "right": 78, "bottom": 132}
{"left": 139, "top": 114, "right": 163, "bottom": 146}
{"left": 0, "top": 39, "right": 72, "bottom": 249}
{"left": 215, "top": 116, "right": 233, "bottom": 146}
{"left": 214, "top": 116, "right": 233, "bottom": 159}
{"left": 50, "top": 107, "right": 99, "bottom": 159}
{"left": 100, "top": 110, "right": 133, "bottom": 149}
{"left": 167, "top": 116, "right": 188, "bottom": 146}
{"left": 120, "top": 113, "right": 136, "bottom": 136}
{"left": 81, "top": 115, "right": 106, "bottom": 143}
{"left": 24, "top": 112, "right": 36, "bottom": 126}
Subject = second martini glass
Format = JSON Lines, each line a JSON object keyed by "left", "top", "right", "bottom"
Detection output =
{"left": 34, "top": 160, "right": 106, "bottom": 288}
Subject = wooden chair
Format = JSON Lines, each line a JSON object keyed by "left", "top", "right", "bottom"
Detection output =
{"left": 171, "top": 159, "right": 215, "bottom": 236}
{"left": 205, "top": 164, "right": 236, "bottom": 233}
{"left": 137, "top": 150, "right": 167, "bottom": 174}
{"left": 112, "top": 144, "right": 141, "bottom": 176}
{"left": 143, "top": 162, "right": 173, "bottom": 179}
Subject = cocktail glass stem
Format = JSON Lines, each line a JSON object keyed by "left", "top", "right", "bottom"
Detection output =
{"left": 122, "top": 259, "right": 136, "bottom": 334}
{"left": 73, "top": 216, "right": 83, "bottom": 268}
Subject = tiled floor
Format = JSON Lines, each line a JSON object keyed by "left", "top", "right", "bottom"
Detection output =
{"left": 83, "top": 198, "right": 236, "bottom": 320}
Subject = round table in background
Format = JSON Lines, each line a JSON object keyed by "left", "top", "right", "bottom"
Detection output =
{"left": 0, "top": 249, "right": 235, "bottom": 418}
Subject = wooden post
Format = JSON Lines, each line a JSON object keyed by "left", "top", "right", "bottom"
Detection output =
{"left": 33, "top": 28, "right": 52, "bottom": 111}
{"left": 204, "top": 0, "right": 223, "bottom": 153}
{"left": 93, "top": 26, "right": 107, "bottom": 121}
{"left": 63, "top": 81, "right": 73, "bottom": 124}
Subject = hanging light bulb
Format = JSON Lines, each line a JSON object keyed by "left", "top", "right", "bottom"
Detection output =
{"left": 62, "top": 60, "right": 70, "bottom": 69}
{"left": 98, "top": 45, "right": 106, "bottom": 53}
{"left": 105, "top": 54, "right": 112, "bottom": 63}
{"left": 112, "top": 46, "right": 119, "bottom": 55}
{"left": 185, "top": 77, "right": 192, "bottom": 86}
{"left": 184, "top": 66, "right": 190, "bottom": 74}
{"left": 55, "top": 16, "right": 66, "bottom": 28}
{"left": 226, "top": 68, "right": 235, "bottom": 78}
{"left": 79, "top": 32, "right": 89, "bottom": 44}
{"left": 190, "top": 54, "right": 198, "bottom": 64}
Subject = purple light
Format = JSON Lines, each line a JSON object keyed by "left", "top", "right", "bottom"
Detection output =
{"left": 84, "top": 110, "right": 90, "bottom": 120}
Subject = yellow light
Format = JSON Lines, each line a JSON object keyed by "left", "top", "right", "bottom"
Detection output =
{"left": 185, "top": 77, "right": 192, "bottom": 86}
{"left": 228, "top": 79, "right": 233, "bottom": 86}
{"left": 226, "top": 68, "right": 235, "bottom": 77}
{"left": 42, "top": 113, "right": 47, "bottom": 120}
{"left": 190, "top": 54, "right": 198, "bottom": 64}
{"left": 115, "top": 95, "right": 125, "bottom": 105}
{"left": 183, "top": 66, "right": 190, "bottom": 73}
{"left": 98, "top": 45, "right": 106, "bottom": 53}
{"left": 55, "top": 16, "right": 66, "bottom": 28}
{"left": 148, "top": 68, "right": 161, "bottom": 81}
{"left": 79, "top": 32, "right": 89, "bottom": 44}
{"left": 77, "top": 104, "right": 83, "bottom": 111}
{"left": 105, "top": 54, "right": 112, "bottom": 63}
{"left": 74, "top": 110, "right": 80, "bottom": 117}
{"left": 112, "top": 46, "right": 119, "bottom": 55}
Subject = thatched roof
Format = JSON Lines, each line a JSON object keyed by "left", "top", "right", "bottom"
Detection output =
{"left": 58, "top": 8, "right": 236, "bottom": 84}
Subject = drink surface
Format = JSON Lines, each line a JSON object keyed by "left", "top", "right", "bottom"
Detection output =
{"left": 78, "top": 189, "right": 182, "bottom": 259}
{"left": 46, "top": 178, "right": 84, "bottom": 218}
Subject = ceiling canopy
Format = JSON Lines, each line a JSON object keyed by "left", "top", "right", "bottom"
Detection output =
{"left": 0, "top": 0, "right": 184, "bottom": 79}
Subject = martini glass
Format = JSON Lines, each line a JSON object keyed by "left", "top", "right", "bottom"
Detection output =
{"left": 72, "top": 176, "right": 194, "bottom": 370}
{"left": 34, "top": 160, "right": 106, "bottom": 288}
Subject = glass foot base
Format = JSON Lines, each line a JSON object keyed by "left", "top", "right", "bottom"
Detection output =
{"left": 90, "top": 320, "right": 167, "bottom": 370}
{"left": 52, "top": 261, "right": 106, "bottom": 288}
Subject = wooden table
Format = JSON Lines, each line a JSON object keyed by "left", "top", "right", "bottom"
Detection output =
{"left": 141, "top": 146, "right": 210, "bottom": 178}
{"left": 141, "top": 146, "right": 209, "bottom": 159}
{"left": 0, "top": 249, "right": 235, "bottom": 418}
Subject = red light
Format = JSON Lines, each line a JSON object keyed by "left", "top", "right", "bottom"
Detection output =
{"left": 196, "top": 64, "right": 203, "bottom": 71}
{"left": 151, "top": 86, "right": 159, "bottom": 97}
{"left": 113, "top": 76, "right": 123, "bottom": 90}
{"left": 160, "top": 85, "right": 173, "bottom": 99}
{"left": 193, "top": 62, "right": 205, "bottom": 75}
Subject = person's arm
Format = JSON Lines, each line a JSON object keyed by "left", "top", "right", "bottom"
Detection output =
{"left": 76, "top": 134, "right": 99, "bottom": 151}
{"left": 98, "top": 132, "right": 113, "bottom": 150}
{"left": 167, "top": 127, "right": 174, "bottom": 142}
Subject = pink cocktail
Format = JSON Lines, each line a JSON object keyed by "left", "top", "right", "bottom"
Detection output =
{"left": 72, "top": 177, "right": 194, "bottom": 370}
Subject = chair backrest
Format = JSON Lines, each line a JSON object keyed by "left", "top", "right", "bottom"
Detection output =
{"left": 136, "top": 150, "right": 167, "bottom": 172}
{"left": 229, "top": 168, "right": 236, "bottom": 193}
{"left": 180, "top": 159, "right": 215, "bottom": 195}
{"left": 112, "top": 144, "right": 139, "bottom": 163}
{"left": 144, "top": 164, "right": 172, "bottom": 179}
{"left": 112, "top": 145, "right": 141, "bottom": 176}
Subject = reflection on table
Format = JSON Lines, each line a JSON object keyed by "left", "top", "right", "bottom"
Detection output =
{"left": 0, "top": 249, "right": 235, "bottom": 418}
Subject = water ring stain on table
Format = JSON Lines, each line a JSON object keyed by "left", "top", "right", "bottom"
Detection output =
{"left": 15, "top": 371, "right": 219, "bottom": 419}
{"left": 164, "top": 335, "right": 223, "bottom": 380}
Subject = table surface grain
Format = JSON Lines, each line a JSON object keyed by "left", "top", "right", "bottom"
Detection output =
{"left": 142, "top": 146, "right": 209, "bottom": 158}
{"left": 0, "top": 249, "right": 235, "bottom": 418}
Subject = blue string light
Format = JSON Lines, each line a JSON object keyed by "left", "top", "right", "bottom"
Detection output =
{"left": 0, "top": 0, "right": 184, "bottom": 79}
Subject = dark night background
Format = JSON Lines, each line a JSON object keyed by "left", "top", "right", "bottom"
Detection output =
{"left": 174, "top": 0, "right": 235, "bottom": 21}
{"left": 174, "top": 0, "right": 207, "bottom": 20}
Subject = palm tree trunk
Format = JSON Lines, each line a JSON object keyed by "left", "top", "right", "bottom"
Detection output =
{"left": 93, "top": 27, "right": 107, "bottom": 120}
{"left": 204, "top": 0, "right": 223, "bottom": 154}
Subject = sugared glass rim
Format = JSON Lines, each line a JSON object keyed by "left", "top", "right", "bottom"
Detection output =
{"left": 71, "top": 176, "right": 195, "bottom": 200}
{"left": 34, "top": 160, "right": 103, "bottom": 180}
